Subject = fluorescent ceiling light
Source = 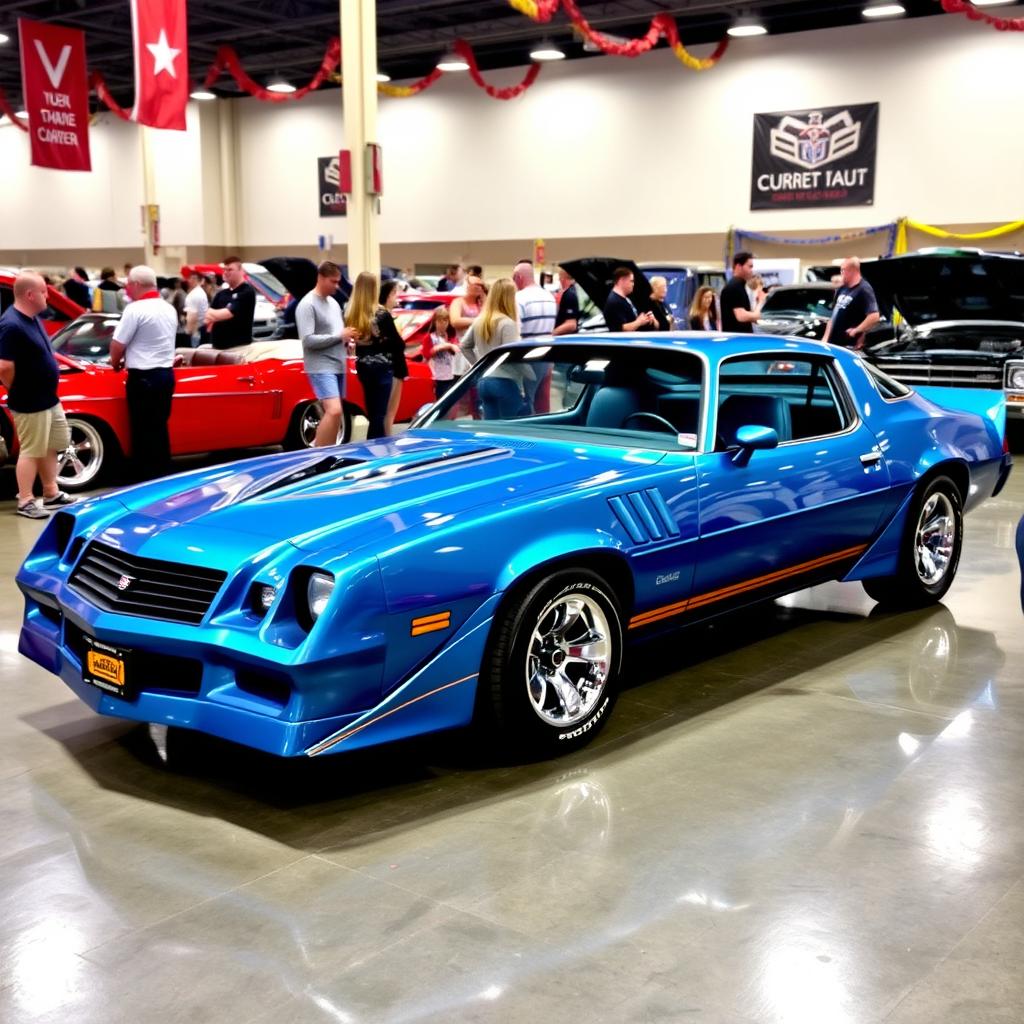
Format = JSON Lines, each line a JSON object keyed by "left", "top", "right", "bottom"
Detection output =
{"left": 266, "top": 78, "right": 296, "bottom": 94}
{"left": 971, "top": 0, "right": 1015, "bottom": 5}
{"left": 376, "top": 72, "right": 391, "bottom": 83}
{"left": 862, "top": 2, "right": 906, "bottom": 16}
{"left": 727, "top": 16, "right": 768, "bottom": 36}
{"left": 530, "top": 42, "right": 566, "bottom": 61}
{"left": 437, "top": 53, "right": 470, "bottom": 72}
{"left": 190, "top": 89, "right": 216, "bottom": 100}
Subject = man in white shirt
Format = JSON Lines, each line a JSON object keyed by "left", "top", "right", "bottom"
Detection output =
{"left": 183, "top": 271, "right": 209, "bottom": 346}
{"left": 110, "top": 265, "right": 179, "bottom": 480}
{"left": 512, "top": 260, "right": 557, "bottom": 413}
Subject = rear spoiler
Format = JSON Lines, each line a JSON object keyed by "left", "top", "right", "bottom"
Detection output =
{"left": 915, "top": 386, "right": 1006, "bottom": 442}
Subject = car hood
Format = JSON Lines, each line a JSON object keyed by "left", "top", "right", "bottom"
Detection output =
{"left": 866, "top": 320, "right": 1024, "bottom": 361}
{"left": 257, "top": 257, "right": 319, "bottom": 298}
{"left": 125, "top": 431, "right": 663, "bottom": 555}
{"left": 861, "top": 251, "right": 1024, "bottom": 326}
{"left": 561, "top": 258, "right": 653, "bottom": 312}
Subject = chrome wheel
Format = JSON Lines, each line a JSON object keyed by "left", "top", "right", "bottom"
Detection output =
{"left": 298, "top": 400, "right": 324, "bottom": 448}
{"left": 915, "top": 491, "right": 956, "bottom": 586}
{"left": 526, "top": 593, "right": 612, "bottom": 728}
{"left": 57, "top": 419, "right": 104, "bottom": 489}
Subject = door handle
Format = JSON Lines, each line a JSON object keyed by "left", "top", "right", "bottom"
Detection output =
{"left": 237, "top": 375, "right": 255, "bottom": 384}
{"left": 859, "top": 451, "right": 882, "bottom": 465}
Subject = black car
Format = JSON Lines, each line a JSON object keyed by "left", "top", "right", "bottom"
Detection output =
{"left": 757, "top": 282, "right": 835, "bottom": 340}
{"left": 861, "top": 249, "right": 1024, "bottom": 420}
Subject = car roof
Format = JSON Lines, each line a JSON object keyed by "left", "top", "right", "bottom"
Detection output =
{"left": 504, "top": 331, "right": 841, "bottom": 363}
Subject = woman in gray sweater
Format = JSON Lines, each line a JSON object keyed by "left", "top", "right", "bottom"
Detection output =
{"left": 459, "top": 278, "right": 531, "bottom": 419}
{"left": 295, "top": 260, "right": 357, "bottom": 446}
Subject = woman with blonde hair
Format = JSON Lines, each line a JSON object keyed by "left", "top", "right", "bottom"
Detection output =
{"left": 460, "top": 277, "right": 529, "bottom": 419}
{"left": 688, "top": 285, "right": 720, "bottom": 331}
{"left": 347, "top": 271, "right": 408, "bottom": 438}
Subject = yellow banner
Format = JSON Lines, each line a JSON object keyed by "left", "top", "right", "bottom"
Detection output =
{"left": 896, "top": 217, "right": 1024, "bottom": 254}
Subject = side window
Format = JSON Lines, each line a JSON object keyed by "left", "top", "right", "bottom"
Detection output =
{"left": 716, "top": 356, "right": 852, "bottom": 449}
{"left": 863, "top": 360, "right": 912, "bottom": 399}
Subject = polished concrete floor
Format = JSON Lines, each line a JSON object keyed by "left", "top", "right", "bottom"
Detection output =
{"left": 1, "top": 466, "right": 1022, "bottom": 1024}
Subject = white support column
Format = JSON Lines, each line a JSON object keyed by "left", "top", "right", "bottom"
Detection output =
{"left": 139, "top": 125, "right": 160, "bottom": 271}
{"left": 341, "top": 0, "right": 380, "bottom": 279}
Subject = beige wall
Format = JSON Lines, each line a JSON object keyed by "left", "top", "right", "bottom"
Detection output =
{"left": 2, "top": 12, "right": 1023, "bottom": 273}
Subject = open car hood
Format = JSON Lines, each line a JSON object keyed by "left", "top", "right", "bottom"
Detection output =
{"left": 861, "top": 250, "right": 1024, "bottom": 327}
{"left": 257, "top": 257, "right": 318, "bottom": 299}
{"left": 561, "top": 258, "right": 653, "bottom": 314}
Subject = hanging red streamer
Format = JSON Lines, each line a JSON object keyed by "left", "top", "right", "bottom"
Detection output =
{"left": 376, "top": 68, "right": 443, "bottom": 98}
{"left": 0, "top": 87, "right": 29, "bottom": 131}
{"left": 90, "top": 71, "right": 133, "bottom": 121}
{"left": 204, "top": 37, "right": 342, "bottom": 100}
{"left": 452, "top": 39, "right": 542, "bottom": 98}
{"left": 938, "top": 0, "right": 1024, "bottom": 30}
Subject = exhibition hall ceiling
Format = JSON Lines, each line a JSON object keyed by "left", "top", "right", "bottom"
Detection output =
{"left": 0, "top": 0, "right": 945, "bottom": 105}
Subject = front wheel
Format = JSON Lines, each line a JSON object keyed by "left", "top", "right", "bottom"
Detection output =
{"left": 57, "top": 418, "right": 112, "bottom": 491}
{"left": 481, "top": 570, "right": 623, "bottom": 756}
{"left": 862, "top": 475, "right": 963, "bottom": 609}
{"left": 285, "top": 400, "right": 353, "bottom": 450}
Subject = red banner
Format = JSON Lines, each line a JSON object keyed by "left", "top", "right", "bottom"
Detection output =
{"left": 130, "top": 0, "right": 188, "bottom": 130}
{"left": 18, "top": 19, "right": 91, "bottom": 172}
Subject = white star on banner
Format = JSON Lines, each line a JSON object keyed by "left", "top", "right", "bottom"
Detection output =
{"left": 146, "top": 29, "right": 180, "bottom": 78}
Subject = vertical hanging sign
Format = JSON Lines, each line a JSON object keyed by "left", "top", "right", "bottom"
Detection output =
{"left": 18, "top": 19, "right": 92, "bottom": 172}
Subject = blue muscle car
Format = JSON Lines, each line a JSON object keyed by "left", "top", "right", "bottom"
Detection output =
{"left": 15, "top": 334, "right": 1012, "bottom": 759}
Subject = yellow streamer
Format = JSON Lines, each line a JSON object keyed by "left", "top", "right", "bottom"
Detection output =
{"left": 672, "top": 42, "right": 716, "bottom": 71}
{"left": 508, "top": 0, "right": 540, "bottom": 16}
{"left": 897, "top": 216, "right": 1024, "bottom": 254}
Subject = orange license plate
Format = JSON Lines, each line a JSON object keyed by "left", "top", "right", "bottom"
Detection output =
{"left": 82, "top": 637, "right": 131, "bottom": 697}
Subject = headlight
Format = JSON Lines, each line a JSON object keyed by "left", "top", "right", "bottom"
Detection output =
{"left": 306, "top": 572, "right": 335, "bottom": 622}
{"left": 1009, "top": 366, "right": 1024, "bottom": 390}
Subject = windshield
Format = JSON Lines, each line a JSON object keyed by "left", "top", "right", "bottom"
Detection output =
{"left": 50, "top": 317, "right": 118, "bottom": 361}
{"left": 762, "top": 288, "right": 834, "bottom": 318}
{"left": 243, "top": 264, "right": 289, "bottom": 302}
{"left": 416, "top": 342, "right": 704, "bottom": 450}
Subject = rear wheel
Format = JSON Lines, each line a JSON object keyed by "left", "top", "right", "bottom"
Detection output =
{"left": 862, "top": 475, "right": 963, "bottom": 609}
{"left": 285, "top": 400, "right": 353, "bottom": 449}
{"left": 481, "top": 570, "right": 623, "bottom": 756}
{"left": 58, "top": 418, "right": 114, "bottom": 491}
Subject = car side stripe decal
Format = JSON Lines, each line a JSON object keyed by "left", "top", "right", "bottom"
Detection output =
{"left": 306, "top": 673, "right": 479, "bottom": 757}
{"left": 629, "top": 543, "right": 868, "bottom": 629}
{"left": 410, "top": 611, "right": 452, "bottom": 636}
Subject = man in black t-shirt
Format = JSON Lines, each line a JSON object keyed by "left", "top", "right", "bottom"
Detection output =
{"left": 823, "top": 257, "right": 880, "bottom": 349}
{"left": 719, "top": 251, "right": 762, "bottom": 334}
{"left": 553, "top": 268, "right": 581, "bottom": 336}
{"left": 0, "top": 272, "right": 76, "bottom": 518}
{"left": 204, "top": 256, "right": 256, "bottom": 349}
{"left": 604, "top": 267, "right": 656, "bottom": 333}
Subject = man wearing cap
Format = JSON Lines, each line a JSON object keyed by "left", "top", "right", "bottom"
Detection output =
{"left": 109, "top": 265, "right": 178, "bottom": 481}
{"left": 0, "top": 271, "right": 77, "bottom": 518}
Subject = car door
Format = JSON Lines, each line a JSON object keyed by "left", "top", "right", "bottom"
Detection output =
{"left": 691, "top": 353, "right": 892, "bottom": 612}
{"left": 169, "top": 356, "right": 283, "bottom": 454}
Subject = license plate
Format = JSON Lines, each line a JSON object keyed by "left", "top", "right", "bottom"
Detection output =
{"left": 82, "top": 635, "right": 132, "bottom": 697}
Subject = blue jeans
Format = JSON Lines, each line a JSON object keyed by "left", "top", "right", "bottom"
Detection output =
{"left": 356, "top": 360, "right": 394, "bottom": 439}
{"left": 479, "top": 376, "right": 525, "bottom": 419}
{"left": 523, "top": 364, "right": 552, "bottom": 414}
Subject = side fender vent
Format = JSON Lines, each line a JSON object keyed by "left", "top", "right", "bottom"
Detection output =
{"left": 608, "top": 489, "right": 677, "bottom": 545}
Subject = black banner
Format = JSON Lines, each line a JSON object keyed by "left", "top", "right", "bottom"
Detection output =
{"left": 750, "top": 103, "right": 878, "bottom": 210}
{"left": 318, "top": 156, "right": 347, "bottom": 217}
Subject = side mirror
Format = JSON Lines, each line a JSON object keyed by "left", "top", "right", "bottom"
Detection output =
{"left": 731, "top": 424, "right": 779, "bottom": 465}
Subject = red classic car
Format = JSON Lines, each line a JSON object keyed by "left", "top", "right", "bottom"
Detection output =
{"left": 0, "top": 270, "right": 85, "bottom": 337}
{"left": 1, "top": 313, "right": 435, "bottom": 491}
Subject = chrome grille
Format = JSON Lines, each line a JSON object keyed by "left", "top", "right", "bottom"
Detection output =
{"left": 874, "top": 362, "right": 1003, "bottom": 389}
{"left": 69, "top": 542, "right": 227, "bottom": 625}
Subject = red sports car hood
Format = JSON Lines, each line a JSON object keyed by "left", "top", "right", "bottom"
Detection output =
{"left": 133, "top": 431, "right": 664, "bottom": 554}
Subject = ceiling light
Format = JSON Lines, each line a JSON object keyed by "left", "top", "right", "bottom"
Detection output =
{"left": 862, "top": 2, "right": 905, "bottom": 16}
{"left": 437, "top": 52, "right": 470, "bottom": 72}
{"left": 0, "top": 32, "right": 10, "bottom": 45}
{"left": 376, "top": 72, "right": 391, "bottom": 83}
{"left": 530, "top": 42, "right": 566, "bottom": 61}
{"left": 190, "top": 89, "right": 216, "bottom": 100}
{"left": 266, "top": 77, "right": 296, "bottom": 94}
{"left": 971, "top": 0, "right": 1015, "bottom": 5}
{"left": 15, "top": 109, "right": 27, "bottom": 119}
{"left": 727, "top": 16, "right": 768, "bottom": 36}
